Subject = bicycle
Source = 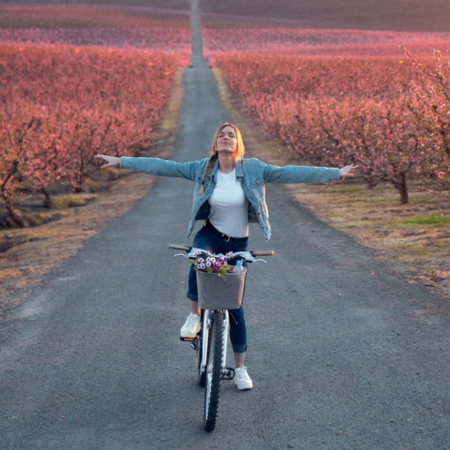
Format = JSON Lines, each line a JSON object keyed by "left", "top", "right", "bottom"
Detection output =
{"left": 168, "top": 243, "right": 274, "bottom": 432}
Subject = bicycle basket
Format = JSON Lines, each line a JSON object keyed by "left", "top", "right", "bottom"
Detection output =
{"left": 196, "top": 268, "right": 247, "bottom": 310}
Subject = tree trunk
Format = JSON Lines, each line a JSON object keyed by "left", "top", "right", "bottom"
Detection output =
{"left": 1, "top": 160, "right": 23, "bottom": 226}
{"left": 1, "top": 189, "right": 22, "bottom": 224}
{"left": 394, "top": 172, "right": 409, "bottom": 205}
{"left": 43, "top": 187, "right": 52, "bottom": 209}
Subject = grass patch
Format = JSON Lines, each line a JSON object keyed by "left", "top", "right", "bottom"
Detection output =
{"left": 326, "top": 185, "right": 367, "bottom": 194}
{"left": 399, "top": 214, "right": 450, "bottom": 226}
{"left": 49, "top": 194, "right": 96, "bottom": 210}
{"left": 365, "top": 197, "right": 394, "bottom": 204}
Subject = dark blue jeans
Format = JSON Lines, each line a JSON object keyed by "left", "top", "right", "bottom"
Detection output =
{"left": 187, "top": 225, "right": 248, "bottom": 353}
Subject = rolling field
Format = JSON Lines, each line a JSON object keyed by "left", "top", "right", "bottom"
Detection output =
{"left": 0, "top": 0, "right": 189, "bottom": 8}
{"left": 0, "top": 4, "right": 191, "bottom": 51}
{"left": 199, "top": 0, "right": 450, "bottom": 32}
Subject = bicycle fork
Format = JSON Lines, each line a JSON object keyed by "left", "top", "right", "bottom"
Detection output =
{"left": 200, "top": 310, "right": 235, "bottom": 381}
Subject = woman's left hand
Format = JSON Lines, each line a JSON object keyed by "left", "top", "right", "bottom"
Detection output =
{"left": 339, "top": 164, "right": 358, "bottom": 178}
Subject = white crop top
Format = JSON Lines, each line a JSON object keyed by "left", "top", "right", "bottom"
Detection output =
{"left": 208, "top": 169, "right": 249, "bottom": 238}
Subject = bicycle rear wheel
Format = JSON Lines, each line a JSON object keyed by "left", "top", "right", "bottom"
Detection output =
{"left": 203, "top": 310, "right": 224, "bottom": 432}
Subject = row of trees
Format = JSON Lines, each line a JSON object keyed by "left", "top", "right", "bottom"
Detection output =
{"left": 0, "top": 28, "right": 191, "bottom": 54}
{"left": 203, "top": 26, "right": 449, "bottom": 57}
{"left": 0, "top": 43, "right": 179, "bottom": 226}
{"left": 216, "top": 50, "right": 450, "bottom": 204}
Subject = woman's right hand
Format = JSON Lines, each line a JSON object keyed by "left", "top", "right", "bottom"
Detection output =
{"left": 95, "top": 154, "right": 121, "bottom": 168}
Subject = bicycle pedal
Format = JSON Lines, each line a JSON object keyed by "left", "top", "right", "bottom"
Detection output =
{"left": 180, "top": 336, "right": 199, "bottom": 350}
{"left": 221, "top": 367, "right": 235, "bottom": 381}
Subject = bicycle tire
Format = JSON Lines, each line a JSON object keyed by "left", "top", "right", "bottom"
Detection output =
{"left": 203, "top": 310, "right": 224, "bottom": 432}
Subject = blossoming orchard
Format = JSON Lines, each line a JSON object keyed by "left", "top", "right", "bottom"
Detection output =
{"left": 0, "top": 43, "right": 180, "bottom": 225}
{"left": 212, "top": 50, "right": 450, "bottom": 204}
{"left": 0, "top": 4, "right": 190, "bottom": 227}
{"left": 194, "top": 13, "right": 450, "bottom": 204}
{"left": 0, "top": 3, "right": 449, "bottom": 228}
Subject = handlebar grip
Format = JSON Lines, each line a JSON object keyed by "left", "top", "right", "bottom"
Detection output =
{"left": 251, "top": 250, "right": 275, "bottom": 257}
{"left": 168, "top": 243, "right": 191, "bottom": 252}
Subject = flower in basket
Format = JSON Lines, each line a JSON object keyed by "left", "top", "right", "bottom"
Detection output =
{"left": 189, "top": 250, "right": 233, "bottom": 275}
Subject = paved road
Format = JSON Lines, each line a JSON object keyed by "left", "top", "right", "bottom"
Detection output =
{"left": 1, "top": 1, "right": 450, "bottom": 449}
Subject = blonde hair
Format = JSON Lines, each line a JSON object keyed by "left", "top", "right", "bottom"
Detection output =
{"left": 199, "top": 123, "right": 245, "bottom": 195}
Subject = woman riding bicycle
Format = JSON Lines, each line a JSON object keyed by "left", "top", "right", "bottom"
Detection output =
{"left": 96, "top": 122, "right": 357, "bottom": 390}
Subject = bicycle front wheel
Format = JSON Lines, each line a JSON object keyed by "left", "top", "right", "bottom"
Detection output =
{"left": 203, "top": 310, "right": 224, "bottom": 432}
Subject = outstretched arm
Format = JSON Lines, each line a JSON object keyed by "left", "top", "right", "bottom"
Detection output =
{"left": 339, "top": 164, "right": 358, "bottom": 178}
{"left": 260, "top": 159, "right": 358, "bottom": 184}
{"left": 95, "top": 154, "right": 203, "bottom": 181}
{"left": 95, "top": 154, "right": 120, "bottom": 168}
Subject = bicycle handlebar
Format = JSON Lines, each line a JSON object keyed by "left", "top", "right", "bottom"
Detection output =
{"left": 251, "top": 250, "right": 275, "bottom": 257}
{"left": 168, "top": 243, "right": 191, "bottom": 252}
{"left": 168, "top": 243, "right": 274, "bottom": 260}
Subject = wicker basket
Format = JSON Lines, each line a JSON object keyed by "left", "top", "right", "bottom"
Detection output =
{"left": 197, "top": 268, "right": 247, "bottom": 310}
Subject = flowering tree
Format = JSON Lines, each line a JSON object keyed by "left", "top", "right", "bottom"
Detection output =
{"left": 403, "top": 47, "right": 450, "bottom": 193}
{"left": 338, "top": 99, "right": 422, "bottom": 204}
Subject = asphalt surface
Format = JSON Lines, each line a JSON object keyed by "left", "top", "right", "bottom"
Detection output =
{"left": 1, "top": 1, "right": 450, "bottom": 449}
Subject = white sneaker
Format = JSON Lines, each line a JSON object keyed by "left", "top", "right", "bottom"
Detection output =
{"left": 234, "top": 367, "right": 253, "bottom": 390}
{"left": 180, "top": 313, "right": 201, "bottom": 338}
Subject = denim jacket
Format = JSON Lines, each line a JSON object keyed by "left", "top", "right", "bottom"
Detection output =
{"left": 120, "top": 156, "right": 340, "bottom": 240}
